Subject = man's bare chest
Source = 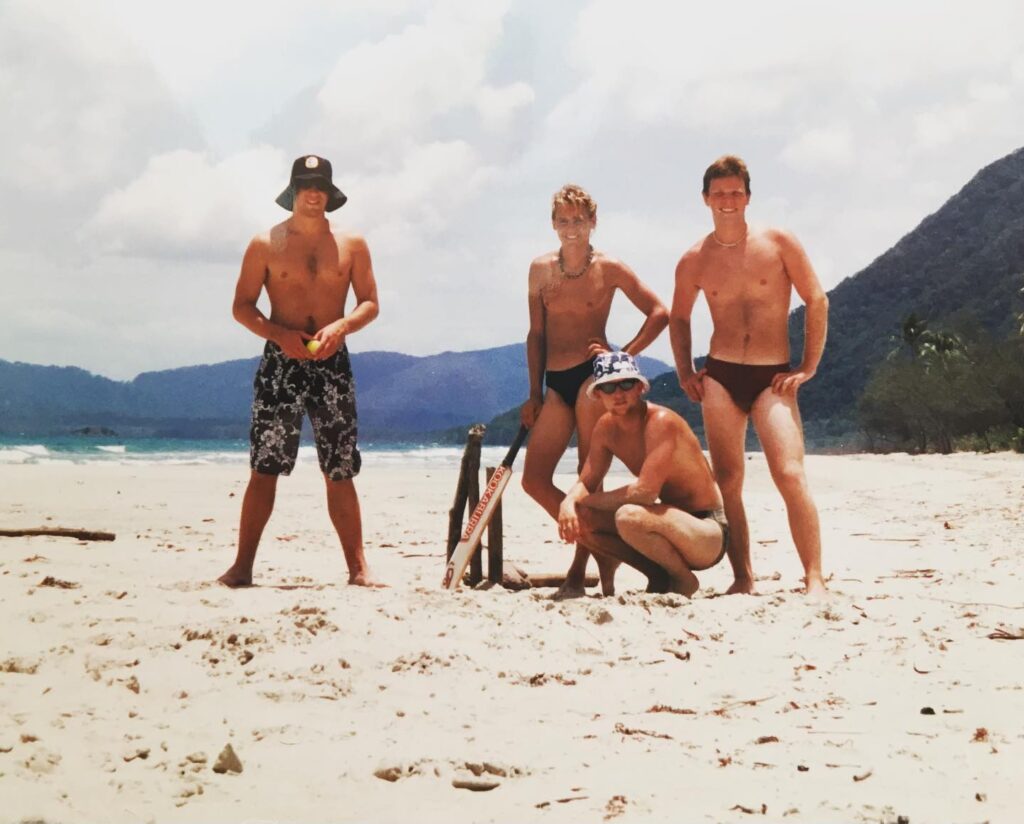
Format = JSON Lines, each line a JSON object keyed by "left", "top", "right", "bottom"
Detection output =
{"left": 541, "top": 267, "right": 614, "bottom": 316}
{"left": 698, "top": 251, "right": 789, "bottom": 305}
{"left": 267, "top": 239, "right": 350, "bottom": 288}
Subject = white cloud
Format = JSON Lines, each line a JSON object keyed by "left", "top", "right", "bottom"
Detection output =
{"left": 81, "top": 148, "right": 287, "bottom": 261}
{"left": 308, "top": 1, "right": 513, "bottom": 160}
{"left": 476, "top": 82, "right": 536, "bottom": 130}
{"left": 0, "top": 0, "right": 198, "bottom": 197}
{"left": 780, "top": 126, "right": 856, "bottom": 173}
{"left": 342, "top": 140, "right": 498, "bottom": 256}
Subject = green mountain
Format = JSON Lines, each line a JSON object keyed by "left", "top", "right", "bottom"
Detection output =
{"left": 790, "top": 145, "right": 1024, "bottom": 425}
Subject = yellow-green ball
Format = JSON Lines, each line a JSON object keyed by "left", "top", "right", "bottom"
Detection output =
{"left": 306, "top": 340, "right": 322, "bottom": 355}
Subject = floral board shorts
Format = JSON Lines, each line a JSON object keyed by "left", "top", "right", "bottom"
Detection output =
{"left": 249, "top": 341, "right": 361, "bottom": 481}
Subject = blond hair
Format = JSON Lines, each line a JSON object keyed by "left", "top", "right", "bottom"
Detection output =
{"left": 551, "top": 184, "right": 597, "bottom": 223}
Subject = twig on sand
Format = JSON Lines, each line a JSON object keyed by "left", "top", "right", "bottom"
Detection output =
{"left": 613, "top": 723, "right": 672, "bottom": 740}
{"left": 647, "top": 704, "right": 697, "bottom": 715}
{"left": 987, "top": 628, "right": 1024, "bottom": 640}
{"left": 868, "top": 538, "right": 922, "bottom": 543}
{"left": 715, "top": 695, "right": 775, "bottom": 714}
{"left": 0, "top": 528, "right": 115, "bottom": 541}
{"left": 535, "top": 797, "right": 588, "bottom": 809}
{"left": 853, "top": 769, "right": 873, "bottom": 782}
{"left": 730, "top": 803, "right": 767, "bottom": 815}
{"left": 39, "top": 576, "right": 79, "bottom": 589}
{"left": 922, "top": 598, "right": 1024, "bottom": 610}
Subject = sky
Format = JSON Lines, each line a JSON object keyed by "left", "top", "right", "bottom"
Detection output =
{"left": 2, "top": 0, "right": 1023, "bottom": 380}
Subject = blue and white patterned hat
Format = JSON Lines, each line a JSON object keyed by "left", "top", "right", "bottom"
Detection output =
{"left": 586, "top": 351, "right": 650, "bottom": 398}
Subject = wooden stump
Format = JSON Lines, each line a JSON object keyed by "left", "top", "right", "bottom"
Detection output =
{"left": 485, "top": 466, "right": 504, "bottom": 584}
{"left": 446, "top": 425, "right": 485, "bottom": 563}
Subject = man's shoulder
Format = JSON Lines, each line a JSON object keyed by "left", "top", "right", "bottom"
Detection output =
{"left": 527, "top": 252, "right": 557, "bottom": 285}
{"left": 645, "top": 403, "right": 691, "bottom": 435}
{"left": 245, "top": 224, "right": 282, "bottom": 256}
{"left": 530, "top": 250, "right": 558, "bottom": 268}
{"left": 753, "top": 225, "right": 800, "bottom": 249}
{"left": 594, "top": 250, "right": 627, "bottom": 272}
{"left": 676, "top": 236, "right": 712, "bottom": 269}
{"left": 330, "top": 228, "right": 369, "bottom": 251}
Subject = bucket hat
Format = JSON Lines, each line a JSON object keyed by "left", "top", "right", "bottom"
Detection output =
{"left": 275, "top": 154, "right": 347, "bottom": 212}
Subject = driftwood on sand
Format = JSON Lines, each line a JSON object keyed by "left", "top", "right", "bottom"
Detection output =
{"left": 0, "top": 528, "right": 116, "bottom": 541}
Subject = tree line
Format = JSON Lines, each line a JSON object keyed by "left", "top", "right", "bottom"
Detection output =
{"left": 858, "top": 288, "right": 1024, "bottom": 453}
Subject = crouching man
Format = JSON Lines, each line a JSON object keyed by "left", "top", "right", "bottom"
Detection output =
{"left": 558, "top": 352, "right": 729, "bottom": 597}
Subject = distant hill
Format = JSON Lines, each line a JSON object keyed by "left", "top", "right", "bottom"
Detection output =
{"left": 0, "top": 345, "right": 671, "bottom": 441}
{"left": 790, "top": 145, "right": 1024, "bottom": 425}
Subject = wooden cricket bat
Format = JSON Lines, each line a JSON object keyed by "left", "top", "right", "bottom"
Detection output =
{"left": 442, "top": 425, "right": 529, "bottom": 590}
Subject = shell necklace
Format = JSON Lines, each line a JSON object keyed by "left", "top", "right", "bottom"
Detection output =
{"left": 558, "top": 244, "right": 594, "bottom": 279}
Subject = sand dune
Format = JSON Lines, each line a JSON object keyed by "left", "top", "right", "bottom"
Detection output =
{"left": 1, "top": 452, "right": 1021, "bottom": 822}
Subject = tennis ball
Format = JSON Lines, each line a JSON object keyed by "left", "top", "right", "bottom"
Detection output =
{"left": 306, "top": 339, "right": 322, "bottom": 355}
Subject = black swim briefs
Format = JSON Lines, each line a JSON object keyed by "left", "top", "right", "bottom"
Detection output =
{"left": 249, "top": 341, "right": 361, "bottom": 480}
{"left": 704, "top": 356, "right": 790, "bottom": 414}
{"left": 545, "top": 357, "right": 597, "bottom": 407}
{"left": 689, "top": 507, "right": 729, "bottom": 571}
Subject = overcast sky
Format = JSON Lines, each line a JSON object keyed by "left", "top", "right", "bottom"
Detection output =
{"left": 2, "top": 0, "right": 1023, "bottom": 380}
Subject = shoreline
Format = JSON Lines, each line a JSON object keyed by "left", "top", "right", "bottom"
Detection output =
{"left": 2, "top": 453, "right": 1021, "bottom": 822}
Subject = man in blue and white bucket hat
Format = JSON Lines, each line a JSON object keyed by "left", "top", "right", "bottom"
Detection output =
{"left": 558, "top": 351, "right": 730, "bottom": 598}
{"left": 585, "top": 350, "right": 651, "bottom": 398}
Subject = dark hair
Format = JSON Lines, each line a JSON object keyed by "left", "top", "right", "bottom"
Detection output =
{"left": 702, "top": 155, "right": 751, "bottom": 195}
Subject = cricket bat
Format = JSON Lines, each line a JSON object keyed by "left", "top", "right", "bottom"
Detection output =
{"left": 442, "top": 425, "right": 529, "bottom": 590}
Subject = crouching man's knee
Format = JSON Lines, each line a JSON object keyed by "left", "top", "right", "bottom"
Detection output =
{"left": 614, "top": 504, "right": 649, "bottom": 538}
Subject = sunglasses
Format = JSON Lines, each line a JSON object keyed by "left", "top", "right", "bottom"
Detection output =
{"left": 595, "top": 378, "right": 640, "bottom": 395}
{"left": 295, "top": 180, "right": 331, "bottom": 193}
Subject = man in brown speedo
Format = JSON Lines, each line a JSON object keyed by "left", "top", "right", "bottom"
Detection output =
{"left": 558, "top": 352, "right": 729, "bottom": 597}
{"left": 670, "top": 155, "right": 828, "bottom": 597}
{"left": 520, "top": 184, "right": 668, "bottom": 600}
{"left": 218, "top": 155, "right": 382, "bottom": 588}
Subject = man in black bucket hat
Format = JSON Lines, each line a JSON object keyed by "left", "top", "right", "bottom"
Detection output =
{"left": 219, "top": 154, "right": 383, "bottom": 589}
{"left": 275, "top": 154, "right": 348, "bottom": 213}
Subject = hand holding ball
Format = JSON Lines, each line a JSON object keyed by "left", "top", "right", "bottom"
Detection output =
{"left": 305, "top": 339, "right": 322, "bottom": 355}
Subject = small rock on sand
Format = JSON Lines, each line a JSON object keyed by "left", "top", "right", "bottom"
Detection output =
{"left": 212, "top": 743, "right": 243, "bottom": 774}
{"left": 452, "top": 776, "right": 501, "bottom": 791}
{"left": 588, "top": 606, "right": 614, "bottom": 625}
{"left": 374, "top": 765, "right": 404, "bottom": 782}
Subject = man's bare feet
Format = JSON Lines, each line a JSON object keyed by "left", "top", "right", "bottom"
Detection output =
{"left": 217, "top": 566, "right": 253, "bottom": 588}
{"left": 667, "top": 574, "right": 699, "bottom": 599}
{"left": 645, "top": 570, "right": 670, "bottom": 594}
{"left": 726, "top": 576, "right": 756, "bottom": 595}
{"left": 804, "top": 575, "right": 828, "bottom": 600}
{"left": 552, "top": 580, "right": 587, "bottom": 601}
{"left": 348, "top": 570, "right": 387, "bottom": 588}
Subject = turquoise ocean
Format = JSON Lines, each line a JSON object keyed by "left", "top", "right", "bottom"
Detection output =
{"left": 0, "top": 435, "right": 579, "bottom": 473}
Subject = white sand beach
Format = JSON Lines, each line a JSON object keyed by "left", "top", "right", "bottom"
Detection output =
{"left": 1, "top": 452, "right": 1022, "bottom": 823}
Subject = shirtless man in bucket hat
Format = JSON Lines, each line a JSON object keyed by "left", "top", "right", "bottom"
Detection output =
{"left": 218, "top": 154, "right": 383, "bottom": 588}
{"left": 558, "top": 352, "right": 729, "bottom": 597}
